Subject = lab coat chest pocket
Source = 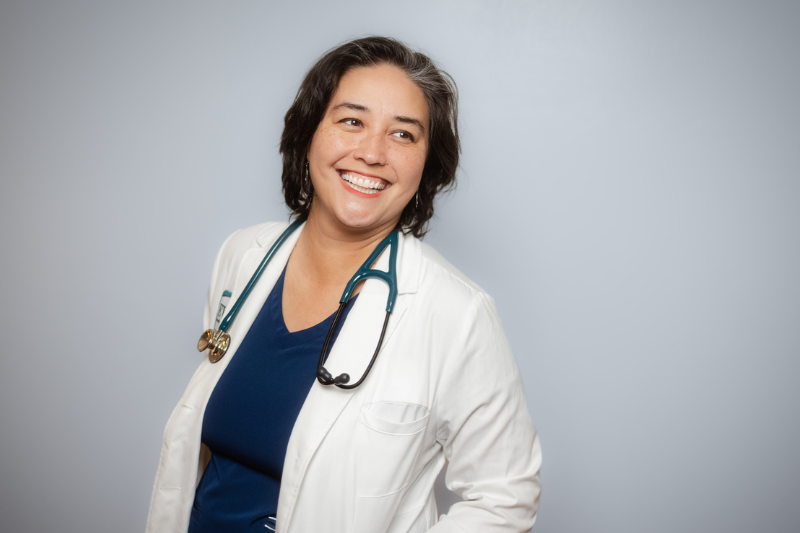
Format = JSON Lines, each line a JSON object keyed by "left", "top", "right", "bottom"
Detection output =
{"left": 355, "top": 402, "right": 430, "bottom": 497}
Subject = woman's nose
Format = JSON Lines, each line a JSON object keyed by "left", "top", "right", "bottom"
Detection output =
{"left": 353, "top": 132, "right": 388, "bottom": 166}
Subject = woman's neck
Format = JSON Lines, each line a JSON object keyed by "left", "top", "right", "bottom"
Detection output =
{"left": 293, "top": 210, "right": 397, "bottom": 285}
{"left": 281, "top": 209, "right": 397, "bottom": 332}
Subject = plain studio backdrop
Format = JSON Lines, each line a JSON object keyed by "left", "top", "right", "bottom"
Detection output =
{"left": 1, "top": 1, "right": 798, "bottom": 532}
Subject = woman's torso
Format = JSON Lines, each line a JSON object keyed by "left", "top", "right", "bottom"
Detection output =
{"left": 147, "top": 222, "right": 539, "bottom": 533}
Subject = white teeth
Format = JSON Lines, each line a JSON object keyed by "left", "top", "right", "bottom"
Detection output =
{"left": 340, "top": 173, "right": 386, "bottom": 194}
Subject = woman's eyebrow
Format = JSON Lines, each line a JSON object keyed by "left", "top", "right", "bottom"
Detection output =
{"left": 332, "top": 102, "right": 368, "bottom": 112}
{"left": 395, "top": 115, "right": 426, "bottom": 133}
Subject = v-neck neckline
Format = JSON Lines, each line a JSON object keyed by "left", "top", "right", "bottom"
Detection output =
{"left": 269, "top": 267, "right": 357, "bottom": 349}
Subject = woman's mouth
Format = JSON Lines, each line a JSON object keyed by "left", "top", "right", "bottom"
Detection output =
{"left": 339, "top": 172, "right": 387, "bottom": 195}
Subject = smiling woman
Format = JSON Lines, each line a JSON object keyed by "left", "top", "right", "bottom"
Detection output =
{"left": 147, "top": 37, "right": 541, "bottom": 533}
{"left": 306, "top": 64, "right": 429, "bottom": 237}
{"left": 281, "top": 37, "right": 460, "bottom": 239}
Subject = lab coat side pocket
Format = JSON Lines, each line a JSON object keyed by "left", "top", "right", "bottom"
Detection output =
{"left": 353, "top": 402, "right": 430, "bottom": 533}
{"left": 355, "top": 495, "right": 428, "bottom": 533}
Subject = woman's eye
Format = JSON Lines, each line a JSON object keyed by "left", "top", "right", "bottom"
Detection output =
{"left": 392, "top": 130, "right": 415, "bottom": 141}
{"left": 340, "top": 118, "right": 362, "bottom": 127}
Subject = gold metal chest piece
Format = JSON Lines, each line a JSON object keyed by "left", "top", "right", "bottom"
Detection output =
{"left": 197, "top": 329, "right": 231, "bottom": 363}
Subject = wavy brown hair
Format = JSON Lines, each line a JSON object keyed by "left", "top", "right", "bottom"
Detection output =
{"left": 280, "top": 36, "right": 459, "bottom": 238}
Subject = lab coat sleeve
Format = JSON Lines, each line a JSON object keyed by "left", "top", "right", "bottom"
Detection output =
{"left": 145, "top": 229, "right": 244, "bottom": 531}
{"left": 430, "top": 292, "right": 542, "bottom": 533}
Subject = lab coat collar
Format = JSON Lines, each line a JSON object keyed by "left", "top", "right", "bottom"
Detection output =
{"left": 254, "top": 221, "right": 422, "bottom": 296}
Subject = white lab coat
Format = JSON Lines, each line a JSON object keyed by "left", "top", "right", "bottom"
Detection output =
{"left": 147, "top": 221, "right": 541, "bottom": 533}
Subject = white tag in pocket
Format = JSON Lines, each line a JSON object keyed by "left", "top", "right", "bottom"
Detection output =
{"left": 214, "top": 290, "right": 232, "bottom": 330}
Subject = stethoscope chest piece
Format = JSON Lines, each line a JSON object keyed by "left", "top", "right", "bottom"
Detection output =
{"left": 198, "top": 329, "right": 231, "bottom": 363}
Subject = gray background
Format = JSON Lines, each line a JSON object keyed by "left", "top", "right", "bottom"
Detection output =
{"left": 1, "top": 1, "right": 798, "bottom": 532}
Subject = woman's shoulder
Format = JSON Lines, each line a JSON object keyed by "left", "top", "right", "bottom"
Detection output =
{"left": 207, "top": 221, "right": 290, "bottom": 284}
{"left": 412, "top": 238, "right": 499, "bottom": 320}
{"left": 409, "top": 239, "right": 514, "bottom": 375}
{"left": 217, "top": 221, "right": 290, "bottom": 257}
{"left": 418, "top": 241, "right": 486, "bottom": 296}
{"left": 413, "top": 236, "right": 489, "bottom": 301}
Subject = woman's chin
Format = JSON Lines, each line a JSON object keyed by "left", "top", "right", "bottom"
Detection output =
{"left": 310, "top": 199, "right": 399, "bottom": 234}
{"left": 334, "top": 211, "right": 398, "bottom": 235}
{"left": 335, "top": 214, "right": 381, "bottom": 232}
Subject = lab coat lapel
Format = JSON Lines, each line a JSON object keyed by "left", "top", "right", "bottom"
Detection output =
{"left": 159, "top": 224, "right": 301, "bottom": 530}
{"left": 278, "top": 241, "right": 410, "bottom": 532}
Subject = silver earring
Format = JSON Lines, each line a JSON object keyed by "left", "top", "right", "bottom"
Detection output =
{"left": 305, "top": 161, "right": 310, "bottom": 183}
{"left": 415, "top": 190, "right": 419, "bottom": 209}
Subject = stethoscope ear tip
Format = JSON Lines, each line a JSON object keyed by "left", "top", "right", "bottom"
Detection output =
{"left": 316, "top": 366, "right": 351, "bottom": 387}
{"left": 317, "top": 366, "right": 334, "bottom": 385}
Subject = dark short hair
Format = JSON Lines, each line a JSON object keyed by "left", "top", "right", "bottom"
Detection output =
{"left": 280, "top": 36, "right": 459, "bottom": 238}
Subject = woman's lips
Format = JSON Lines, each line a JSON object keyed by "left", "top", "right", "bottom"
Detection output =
{"left": 338, "top": 171, "right": 389, "bottom": 196}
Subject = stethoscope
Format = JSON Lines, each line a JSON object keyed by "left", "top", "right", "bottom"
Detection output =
{"left": 197, "top": 219, "right": 398, "bottom": 390}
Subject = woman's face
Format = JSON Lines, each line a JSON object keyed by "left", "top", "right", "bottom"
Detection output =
{"left": 306, "top": 63, "right": 429, "bottom": 235}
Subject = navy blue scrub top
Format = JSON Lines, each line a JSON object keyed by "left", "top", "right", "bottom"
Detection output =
{"left": 189, "top": 267, "right": 357, "bottom": 532}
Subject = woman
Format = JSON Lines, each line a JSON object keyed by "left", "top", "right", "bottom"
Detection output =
{"left": 147, "top": 37, "right": 541, "bottom": 533}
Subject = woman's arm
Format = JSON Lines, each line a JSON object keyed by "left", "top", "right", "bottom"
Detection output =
{"left": 431, "top": 292, "right": 542, "bottom": 532}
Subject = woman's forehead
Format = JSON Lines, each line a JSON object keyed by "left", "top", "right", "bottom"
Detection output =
{"left": 327, "top": 64, "right": 429, "bottom": 128}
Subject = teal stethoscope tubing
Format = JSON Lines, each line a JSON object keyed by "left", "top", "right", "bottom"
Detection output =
{"left": 216, "top": 219, "right": 398, "bottom": 389}
{"left": 216, "top": 219, "right": 304, "bottom": 334}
